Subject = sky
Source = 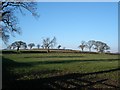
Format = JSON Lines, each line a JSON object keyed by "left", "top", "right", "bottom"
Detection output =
{"left": 1, "top": 2, "right": 118, "bottom": 52}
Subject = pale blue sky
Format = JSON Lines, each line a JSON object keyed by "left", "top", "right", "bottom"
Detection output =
{"left": 2, "top": 2, "right": 118, "bottom": 52}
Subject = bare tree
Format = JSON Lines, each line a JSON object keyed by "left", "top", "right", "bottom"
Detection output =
{"left": 28, "top": 43, "right": 35, "bottom": 49}
{"left": 24, "top": 44, "right": 27, "bottom": 49}
{"left": 1, "top": 2, "right": 39, "bottom": 44}
{"left": 94, "top": 41, "right": 110, "bottom": 53}
{"left": 86, "top": 40, "right": 95, "bottom": 52}
{"left": 37, "top": 44, "right": 40, "bottom": 49}
{"left": 42, "top": 37, "right": 56, "bottom": 52}
{"left": 11, "top": 42, "right": 16, "bottom": 50}
{"left": 93, "top": 41, "right": 100, "bottom": 52}
{"left": 78, "top": 41, "right": 86, "bottom": 52}
{"left": 10, "top": 41, "right": 27, "bottom": 51}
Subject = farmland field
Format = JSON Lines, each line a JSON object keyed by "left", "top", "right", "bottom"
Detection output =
{"left": 2, "top": 52, "right": 120, "bottom": 89}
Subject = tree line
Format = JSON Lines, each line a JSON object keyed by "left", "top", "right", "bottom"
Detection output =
{"left": 6, "top": 37, "right": 110, "bottom": 53}
{"left": 7, "top": 37, "right": 57, "bottom": 52}
{"left": 78, "top": 40, "right": 110, "bottom": 53}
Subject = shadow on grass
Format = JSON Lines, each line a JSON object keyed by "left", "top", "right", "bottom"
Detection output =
{"left": 2, "top": 57, "right": 120, "bottom": 89}
{"left": 26, "top": 58, "right": 119, "bottom": 66}
{"left": 23, "top": 55, "right": 84, "bottom": 58}
{"left": 2, "top": 57, "right": 32, "bottom": 82}
{"left": 3, "top": 56, "right": 119, "bottom": 67}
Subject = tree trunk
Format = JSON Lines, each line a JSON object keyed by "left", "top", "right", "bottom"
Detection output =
{"left": 17, "top": 46, "right": 20, "bottom": 51}
{"left": 82, "top": 48, "right": 83, "bottom": 52}
{"left": 48, "top": 49, "right": 50, "bottom": 53}
{"left": 47, "top": 47, "right": 50, "bottom": 53}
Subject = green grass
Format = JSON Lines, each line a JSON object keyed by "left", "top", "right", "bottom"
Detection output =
{"left": 2, "top": 53, "right": 120, "bottom": 89}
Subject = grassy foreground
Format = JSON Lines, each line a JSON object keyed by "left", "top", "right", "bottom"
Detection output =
{"left": 2, "top": 52, "right": 120, "bottom": 89}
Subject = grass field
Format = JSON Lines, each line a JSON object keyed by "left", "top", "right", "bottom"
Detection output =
{"left": 2, "top": 52, "right": 120, "bottom": 89}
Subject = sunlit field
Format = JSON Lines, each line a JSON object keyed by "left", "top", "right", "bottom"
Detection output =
{"left": 2, "top": 52, "right": 120, "bottom": 89}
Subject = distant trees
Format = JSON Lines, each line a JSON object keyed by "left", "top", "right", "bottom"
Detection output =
{"left": 42, "top": 37, "right": 56, "bottom": 52}
{"left": 10, "top": 41, "right": 27, "bottom": 51}
{"left": 78, "top": 40, "right": 110, "bottom": 53}
{"left": 86, "top": 40, "right": 95, "bottom": 52}
{"left": 11, "top": 43, "right": 16, "bottom": 50}
{"left": 57, "top": 45, "right": 61, "bottom": 49}
{"left": 37, "top": 44, "right": 40, "bottom": 49}
{"left": 28, "top": 43, "right": 35, "bottom": 49}
{"left": 6, "top": 38, "right": 110, "bottom": 53}
{"left": 78, "top": 41, "right": 86, "bottom": 52}
{"left": 24, "top": 44, "right": 27, "bottom": 49}
{"left": 93, "top": 41, "right": 110, "bottom": 53}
